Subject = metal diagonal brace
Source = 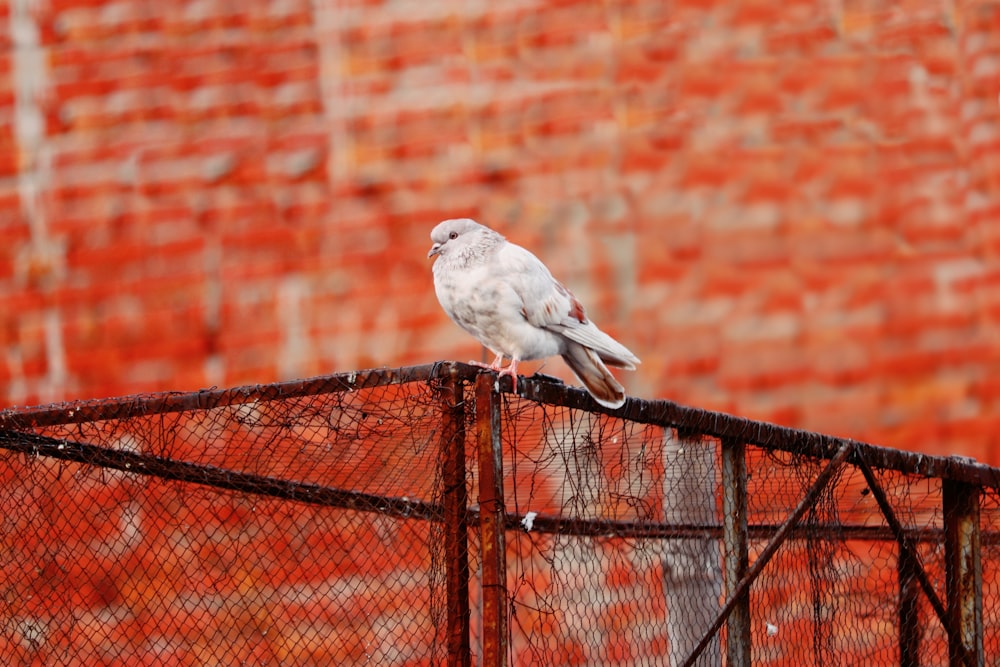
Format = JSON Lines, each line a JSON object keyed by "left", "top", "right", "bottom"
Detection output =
{"left": 855, "top": 455, "right": 949, "bottom": 627}
{"left": 680, "top": 443, "right": 854, "bottom": 667}
{"left": 0, "top": 429, "right": 446, "bottom": 521}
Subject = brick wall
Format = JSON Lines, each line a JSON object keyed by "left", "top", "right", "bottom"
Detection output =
{"left": 2, "top": 0, "right": 1000, "bottom": 462}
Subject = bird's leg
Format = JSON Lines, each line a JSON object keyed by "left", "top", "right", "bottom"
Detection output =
{"left": 496, "top": 358, "right": 519, "bottom": 393}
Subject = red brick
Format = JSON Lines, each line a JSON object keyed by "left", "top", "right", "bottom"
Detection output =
{"left": 680, "top": 152, "right": 734, "bottom": 188}
{"left": 676, "top": 62, "right": 731, "bottom": 99}
{"left": 765, "top": 22, "right": 838, "bottom": 53}
{"left": 875, "top": 15, "right": 952, "bottom": 48}
{"left": 717, "top": 348, "right": 810, "bottom": 392}
{"left": 730, "top": 0, "right": 794, "bottom": 26}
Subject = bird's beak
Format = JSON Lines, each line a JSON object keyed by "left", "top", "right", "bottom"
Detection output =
{"left": 427, "top": 243, "right": 442, "bottom": 258}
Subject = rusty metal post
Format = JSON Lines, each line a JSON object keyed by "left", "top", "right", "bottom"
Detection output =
{"left": 943, "top": 479, "right": 984, "bottom": 667}
{"left": 475, "top": 373, "right": 507, "bottom": 666}
{"left": 438, "top": 366, "right": 470, "bottom": 667}
{"left": 721, "top": 439, "right": 750, "bottom": 667}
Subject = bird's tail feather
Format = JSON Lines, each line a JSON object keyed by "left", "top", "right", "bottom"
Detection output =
{"left": 562, "top": 342, "right": 627, "bottom": 409}
{"left": 556, "top": 323, "right": 640, "bottom": 370}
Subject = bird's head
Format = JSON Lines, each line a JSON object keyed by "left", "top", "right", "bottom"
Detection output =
{"left": 427, "top": 218, "right": 500, "bottom": 259}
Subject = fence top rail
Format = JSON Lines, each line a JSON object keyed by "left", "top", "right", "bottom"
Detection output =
{"left": 0, "top": 363, "right": 452, "bottom": 428}
{"left": 2, "top": 361, "right": 998, "bottom": 488}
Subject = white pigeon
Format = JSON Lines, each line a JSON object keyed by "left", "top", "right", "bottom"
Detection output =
{"left": 427, "top": 218, "right": 640, "bottom": 409}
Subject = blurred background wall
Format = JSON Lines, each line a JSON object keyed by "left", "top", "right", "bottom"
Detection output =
{"left": 1, "top": 0, "right": 999, "bottom": 461}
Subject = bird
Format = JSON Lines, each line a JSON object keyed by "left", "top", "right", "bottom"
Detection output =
{"left": 427, "top": 218, "right": 640, "bottom": 409}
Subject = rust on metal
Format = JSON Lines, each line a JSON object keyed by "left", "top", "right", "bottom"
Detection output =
{"left": 475, "top": 372, "right": 508, "bottom": 667}
{"left": 437, "top": 366, "right": 471, "bottom": 667}
{"left": 943, "top": 480, "right": 984, "bottom": 667}
{"left": 0, "top": 363, "right": 480, "bottom": 429}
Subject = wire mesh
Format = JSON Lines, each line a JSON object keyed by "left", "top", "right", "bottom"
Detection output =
{"left": 0, "top": 363, "right": 998, "bottom": 666}
{"left": 495, "top": 377, "right": 1000, "bottom": 666}
{"left": 0, "top": 371, "right": 454, "bottom": 666}
{"left": 981, "top": 488, "right": 1000, "bottom": 660}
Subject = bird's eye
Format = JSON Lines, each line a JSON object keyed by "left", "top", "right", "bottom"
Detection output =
{"left": 449, "top": 231, "right": 458, "bottom": 240}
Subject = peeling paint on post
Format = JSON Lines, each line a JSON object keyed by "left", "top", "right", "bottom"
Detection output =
{"left": 721, "top": 439, "right": 750, "bottom": 667}
{"left": 943, "top": 480, "right": 984, "bottom": 667}
{"left": 475, "top": 373, "right": 507, "bottom": 666}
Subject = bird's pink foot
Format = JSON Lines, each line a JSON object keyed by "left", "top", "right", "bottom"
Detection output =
{"left": 467, "top": 355, "right": 519, "bottom": 393}
{"left": 496, "top": 359, "right": 519, "bottom": 393}
{"left": 467, "top": 352, "right": 506, "bottom": 372}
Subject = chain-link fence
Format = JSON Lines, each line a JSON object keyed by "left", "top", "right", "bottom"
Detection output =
{"left": 0, "top": 362, "right": 997, "bottom": 666}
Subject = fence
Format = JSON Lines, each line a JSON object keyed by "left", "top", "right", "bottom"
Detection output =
{"left": 0, "top": 362, "right": 997, "bottom": 666}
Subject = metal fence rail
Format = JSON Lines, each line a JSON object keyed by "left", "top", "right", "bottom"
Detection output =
{"left": 0, "top": 362, "right": 997, "bottom": 665}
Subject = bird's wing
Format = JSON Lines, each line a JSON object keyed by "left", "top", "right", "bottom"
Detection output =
{"left": 494, "top": 243, "right": 582, "bottom": 325}
{"left": 494, "top": 243, "right": 639, "bottom": 369}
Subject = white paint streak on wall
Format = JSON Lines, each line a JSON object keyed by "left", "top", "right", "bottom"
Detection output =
{"left": 11, "top": 0, "right": 66, "bottom": 401}
{"left": 278, "top": 275, "right": 311, "bottom": 378}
